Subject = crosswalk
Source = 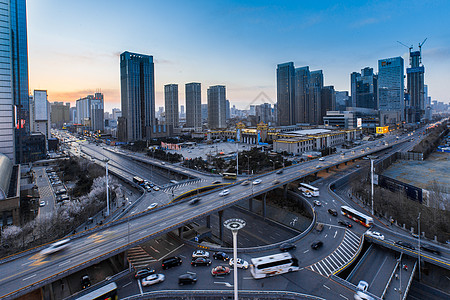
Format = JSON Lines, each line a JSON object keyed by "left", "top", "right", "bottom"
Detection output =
{"left": 161, "top": 179, "right": 207, "bottom": 192}
{"left": 127, "top": 246, "right": 157, "bottom": 269}
{"left": 308, "top": 229, "right": 361, "bottom": 277}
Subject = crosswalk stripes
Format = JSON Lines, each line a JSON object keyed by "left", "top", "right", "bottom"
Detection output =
{"left": 127, "top": 246, "right": 157, "bottom": 269}
{"left": 308, "top": 229, "right": 361, "bottom": 277}
{"left": 161, "top": 179, "right": 207, "bottom": 192}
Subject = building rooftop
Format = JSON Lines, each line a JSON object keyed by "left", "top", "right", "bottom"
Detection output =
{"left": 290, "top": 129, "right": 332, "bottom": 135}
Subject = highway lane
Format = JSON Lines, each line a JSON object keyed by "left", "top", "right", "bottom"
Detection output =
{"left": 0, "top": 131, "right": 431, "bottom": 298}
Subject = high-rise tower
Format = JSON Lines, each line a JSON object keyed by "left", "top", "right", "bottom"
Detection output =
{"left": 207, "top": 85, "right": 226, "bottom": 129}
{"left": 406, "top": 41, "right": 426, "bottom": 123}
{"left": 164, "top": 84, "right": 179, "bottom": 128}
{"left": 185, "top": 82, "right": 201, "bottom": 129}
{"left": 377, "top": 57, "right": 404, "bottom": 119}
{"left": 276, "top": 62, "right": 295, "bottom": 126}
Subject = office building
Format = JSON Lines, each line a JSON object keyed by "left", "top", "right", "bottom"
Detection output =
{"left": 120, "top": 51, "right": 155, "bottom": 141}
{"left": 350, "top": 67, "right": 377, "bottom": 109}
{"left": 207, "top": 85, "right": 226, "bottom": 129}
{"left": 69, "top": 107, "right": 77, "bottom": 123}
{"left": 31, "top": 90, "right": 50, "bottom": 146}
{"left": 164, "top": 84, "right": 179, "bottom": 128}
{"left": 112, "top": 108, "right": 121, "bottom": 120}
{"left": 406, "top": 50, "right": 425, "bottom": 122}
{"left": 276, "top": 62, "right": 295, "bottom": 126}
{"left": 50, "top": 102, "right": 70, "bottom": 128}
{"left": 294, "top": 66, "right": 310, "bottom": 123}
{"left": 309, "top": 70, "right": 324, "bottom": 124}
{"left": 226, "top": 100, "right": 230, "bottom": 120}
{"left": 255, "top": 103, "right": 273, "bottom": 124}
{"left": 76, "top": 93, "right": 104, "bottom": 132}
{"left": 377, "top": 57, "right": 404, "bottom": 121}
{"left": 185, "top": 82, "right": 201, "bottom": 128}
{"left": 335, "top": 91, "right": 350, "bottom": 111}
{"left": 321, "top": 86, "right": 336, "bottom": 124}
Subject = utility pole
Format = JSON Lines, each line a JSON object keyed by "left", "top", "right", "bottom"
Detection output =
{"left": 104, "top": 158, "right": 110, "bottom": 216}
{"left": 418, "top": 212, "right": 421, "bottom": 281}
{"left": 367, "top": 155, "right": 378, "bottom": 215}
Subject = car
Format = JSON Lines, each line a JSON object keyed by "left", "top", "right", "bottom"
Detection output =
{"left": 311, "top": 241, "right": 323, "bottom": 250}
{"left": 219, "top": 189, "right": 230, "bottom": 197}
{"left": 147, "top": 203, "right": 158, "bottom": 210}
{"left": 192, "top": 250, "right": 210, "bottom": 258}
{"left": 366, "top": 231, "right": 384, "bottom": 240}
{"left": 357, "top": 280, "right": 369, "bottom": 292}
{"left": 279, "top": 243, "right": 296, "bottom": 252}
{"left": 135, "top": 268, "right": 156, "bottom": 279}
{"left": 252, "top": 179, "right": 262, "bottom": 185}
{"left": 328, "top": 208, "right": 337, "bottom": 216}
{"left": 40, "top": 238, "right": 71, "bottom": 255}
{"left": 276, "top": 169, "right": 283, "bottom": 174}
{"left": 161, "top": 162, "right": 166, "bottom": 165}
{"left": 313, "top": 200, "right": 321, "bottom": 206}
{"left": 141, "top": 274, "right": 165, "bottom": 286}
{"left": 212, "top": 180, "right": 221, "bottom": 184}
{"left": 272, "top": 179, "right": 280, "bottom": 185}
{"left": 356, "top": 165, "right": 361, "bottom": 168}
{"left": 146, "top": 187, "right": 152, "bottom": 192}
{"left": 178, "top": 273, "right": 197, "bottom": 285}
{"left": 39, "top": 201, "right": 46, "bottom": 207}
{"left": 161, "top": 256, "right": 182, "bottom": 269}
{"left": 395, "top": 241, "right": 415, "bottom": 250}
{"left": 338, "top": 220, "right": 353, "bottom": 228}
{"left": 191, "top": 257, "right": 212, "bottom": 266}
{"left": 229, "top": 258, "right": 249, "bottom": 269}
{"left": 302, "top": 192, "right": 312, "bottom": 198}
{"left": 153, "top": 186, "right": 160, "bottom": 191}
{"left": 81, "top": 275, "right": 91, "bottom": 289}
{"left": 354, "top": 291, "right": 375, "bottom": 300}
{"left": 315, "top": 165, "right": 321, "bottom": 169}
{"left": 213, "top": 251, "right": 229, "bottom": 261}
{"left": 211, "top": 265, "right": 231, "bottom": 276}
{"left": 241, "top": 180, "right": 250, "bottom": 186}
{"left": 420, "top": 244, "right": 440, "bottom": 255}
{"left": 189, "top": 197, "right": 201, "bottom": 205}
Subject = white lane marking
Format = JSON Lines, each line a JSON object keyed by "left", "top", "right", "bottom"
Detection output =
{"left": 115, "top": 238, "right": 126, "bottom": 244}
{"left": 137, "top": 277, "right": 143, "bottom": 295}
{"left": 334, "top": 231, "right": 338, "bottom": 238}
{"left": 21, "top": 261, "right": 33, "bottom": 266}
{"left": 123, "top": 281, "right": 132, "bottom": 288}
{"left": 323, "top": 284, "right": 330, "bottom": 290}
{"left": 339, "top": 294, "right": 348, "bottom": 300}
{"left": 325, "top": 234, "right": 328, "bottom": 238}
{"left": 88, "top": 248, "right": 100, "bottom": 254}
{"left": 23, "top": 274, "right": 36, "bottom": 281}
{"left": 58, "top": 260, "right": 71, "bottom": 267}
{"left": 303, "top": 250, "right": 309, "bottom": 254}
{"left": 214, "top": 282, "right": 233, "bottom": 287}
{"left": 149, "top": 246, "right": 160, "bottom": 253}
{"left": 158, "top": 244, "right": 184, "bottom": 261}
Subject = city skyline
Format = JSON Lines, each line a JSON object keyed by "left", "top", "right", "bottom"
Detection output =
{"left": 27, "top": 1, "right": 450, "bottom": 113}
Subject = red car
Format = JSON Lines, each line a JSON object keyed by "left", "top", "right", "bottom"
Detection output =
{"left": 211, "top": 265, "right": 231, "bottom": 276}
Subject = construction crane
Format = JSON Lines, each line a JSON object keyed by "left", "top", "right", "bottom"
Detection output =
{"left": 418, "top": 38, "right": 428, "bottom": 64}
{"left": 397, "top": 40, "right": 413, "bottom": 53}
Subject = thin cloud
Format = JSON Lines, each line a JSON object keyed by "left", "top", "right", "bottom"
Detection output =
{"left": 351, "top": 16, "right": 391, "bottom": 28}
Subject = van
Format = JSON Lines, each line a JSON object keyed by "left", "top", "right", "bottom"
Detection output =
{"left": 161, "top": 256, "right": 182, "bottom": 270}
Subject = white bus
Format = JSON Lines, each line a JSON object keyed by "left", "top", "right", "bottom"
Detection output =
{"left": 250, "top": 253, "right": 299, "bottom": 279}
{"left": 341, "top": 205, "right": 373, "bottom": 227}
{"left": 298, "top": 183, "right": 320, "bottom": 197}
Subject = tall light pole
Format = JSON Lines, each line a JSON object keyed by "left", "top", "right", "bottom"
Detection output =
{"left": 104, "top": 158, "right": 110, "bottom": 216}
{"left": 418, "top": 212, "right": 421, "bottom": 281}
{"left": 224, "top": 219, "right": 246, "bottom": 300}
{"left": 236, "top": 142, "right": 239, "bottom": 175}
{"left": 367, "top": 155, "right": 378, "bottom": 215}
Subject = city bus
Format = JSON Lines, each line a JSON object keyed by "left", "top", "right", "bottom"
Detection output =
{"left": 222, "top": 172, "right": 237, "bottom": 180}
{"left": 75, "top": 282, "right": 118, "bottom": 300}
{"left": 340, "top": 205, "right": 373, "bottom": 227}
{"left": 250, "top": 253, "right": 299, "bottom": 279}
{"left": 298, "top": 183, "right": 320, "bottom": 197}
{"left": 133, "top": 176, "right": 145, "bottom": 185}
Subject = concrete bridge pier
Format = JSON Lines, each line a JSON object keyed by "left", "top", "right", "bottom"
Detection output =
{"left": 283, "top": 184, "right": 288, "bottom": 199}
{"left": 178, "top": 227, "right": 183, "bottom": 238}
{"left": 249, "top": 197, "right": 253, "bottom": 212}
{"left": 206, "top": 215, "right": 211, "bottom": 228}
{"left": 326, "top": 168, "right": 330, "bottom": 173}
{"left": 262, "top": 193, "right": 267, "bottom": 218}
{"left": 218, "top": 210, "right": 224, "bottom": 241}
{"left": 344, "top": 162, "right": 347, "bottom": 165}
{"left": 336, "top": 164, "right": 339, "bottom": 169}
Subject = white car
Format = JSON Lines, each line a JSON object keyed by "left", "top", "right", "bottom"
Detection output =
{"left": 319, "top": 157, "right": 325, "bottom": 161}
{"left": 229, "top": 258, "right": 249, "bottom": 269}
{"left": 153, "top": 186, "right": 160, "bottom": 191}
{"left": 219, "top": 189, "right": 230, "bottom": 197}
{"left": 141, "top": 274, "right": 165, "bottom": 286}
{"left": 315, "top": 165, "right": 321, "bottom": 169}
{"left": 39, "top": 201, "right": 46, "bottom": 207}
{"left": 252, "top": 179, "right": 262, "bottom": 185}
{"left": 192, "top": 249, "right": 210, "bottom": 258}
{"left": 366, "top": 231, "right": 384, "bottom": 240}
{"left": 313, "top": 200, "right": 321, "bottom": 206}
{"left": 147, "top": 203, "right": 158, "bottom": 210}
{"left": 40, "top": 239, "right": 71, "bottom": 255}
{"left": 302, "top": 192, "right": 312, "bottom": 198}
{"left": 357, "top": 280, "right": 369, "bottom": 292}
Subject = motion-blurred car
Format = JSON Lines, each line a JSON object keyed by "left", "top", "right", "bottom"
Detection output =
{"left": 211, "top": 266, "right": 231, "bottom": 276}
{"left": 40, "top": 239, "right": 71, "bottom": 255}
{"left": 147, "top": 203, "right": 158, "bottom": 210}
{"left": 338, "top": 220, "right": 353, "bottom": 228}
{"left": 191, "top": 257, "right": 212, "bottom": 266}
{"left": 213, "top": 251, "right": 229, "bottom": 261}
{"left": 395, "top": 240, "right": 415, "bottom": 250}
{"left": 241, "top": 180, "right": 250, "bottom": 186}
{"left": 252, "top": 179, "right": 262, "bottom": 185}
{"left": 311, "top": 241, "right": 323, "bottom": 250}
{"left": 219, "top": 189, "right": 230, "bottom": 196}
{"left": 279, "top": 243, "right": 296, "bottom": 252}
{"left": 192, "top": 250, "right": 210, "bottom": 258}
{"left": 135, "top": 268, "right": 155, "bottom": 279}
{"left": 229, "top": 258, "right": 249, "bottom": 269}
{"left": 365, "top": 231, "right": 384, "bottom": 240}
{"left": 141, "top": 274, "right": 165, "bottom": 286}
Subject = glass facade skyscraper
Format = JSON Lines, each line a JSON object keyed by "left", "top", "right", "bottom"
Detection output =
{"left": 377, "top": 57, "right": 404, "bottom": 118}
{"left": 276, "top": 62, "right": 295, "bottom": 126}
{"left": 120, "top": 51, "right": 155, "bottom": 141}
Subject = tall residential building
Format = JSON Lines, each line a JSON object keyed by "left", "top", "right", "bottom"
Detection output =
{"left": 31, "top": 90, "right": 50, "bottom": 149}
{"left": 255, "top": 103, "right": 273, "bottom": 124}
{"left": 76, "top": 93, "right": 104, "bottom": 132}
{"left": 321, "top": 86, "right": 336, "bottom": 124}
{"left": 276, "top": 62, "right": 295, "bottom": 126}
{"left": 350, "top": 67, "right": 378, "bottom": 109}
{"left": 185, "top": 82, "right": 201, "bottom": 128}
{"left": 50, "top": 102, "right": 70, "bottom": 128}
{"left": 120, "top": 51, "right": 155, "bottom": 141}
{"left": 294, "top": 66, "right": 310, "bottom": 123}
{"left": 201, "top": 104, "right": 208, "bottom": 122}
{"left": 406, "top": 50, "right": 425, "bottom": 122}
{"left": 112, "top": 108, "right": 121, "bottom": 120}
{"left": 207, "top": 85, "right": 226, "bottom": 129}
{"left": 309, "top": 70, "right": 324, "bottom": 124}
{"left": 0, "top": 0, "right": 29, "bottom": 162}
{"left": 225, "top": 100, "right": 230, "bottom": 120}
{"left": 164, "top": 84, "right": 179, "bottom": 128}
{"left": 377, "top": 57, "right": 404, "bottom": 119}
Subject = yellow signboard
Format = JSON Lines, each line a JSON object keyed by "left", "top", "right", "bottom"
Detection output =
{"left": 376, "top": 126, "right": 389, "bottom": 134}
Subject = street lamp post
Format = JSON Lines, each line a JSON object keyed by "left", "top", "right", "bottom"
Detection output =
{"left": 418, "top": 212, "right": 421, "bottom": 281}
{"left": 224, "top": 219, "right": 246, "bottom": 300}
{"left": 367, "top": 155, "right": 378, "bottom": 216}
{"left": 236, "top": 142, "right": 239, "bottom": 175}
{"left": 104, "top": 158, "right": 110, "bottom": 216}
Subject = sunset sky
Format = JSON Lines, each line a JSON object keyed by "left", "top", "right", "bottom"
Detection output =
{"left": 27, "top": 0, "right": 450, "bottom": 113}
